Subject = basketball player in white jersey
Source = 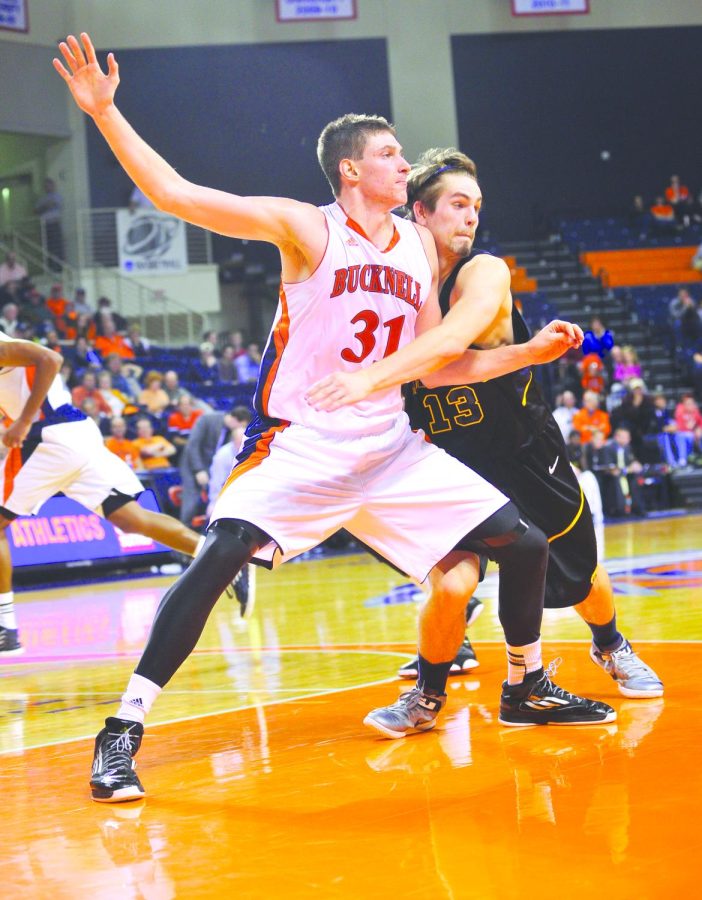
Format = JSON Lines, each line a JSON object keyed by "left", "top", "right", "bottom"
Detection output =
{"left": 0, "top": 333, "right": 239, "bottom": 656}
{"left": 55, "top": 33, "right": 612, "bottom": 803}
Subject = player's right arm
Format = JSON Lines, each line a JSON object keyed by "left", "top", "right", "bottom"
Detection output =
{"left": 53, "top": 33, "right": 326, "bottom": 281}
{"left": 0, "top": 339, "right": 63, "bottom": 448}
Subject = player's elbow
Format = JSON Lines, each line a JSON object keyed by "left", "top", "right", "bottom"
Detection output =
{"left": 436, "top": 333, "right": 468, "bottom": 365}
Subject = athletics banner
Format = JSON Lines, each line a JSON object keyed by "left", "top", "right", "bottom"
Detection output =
{"left": 7, "top": 491, "right": 169, "bottom": 568}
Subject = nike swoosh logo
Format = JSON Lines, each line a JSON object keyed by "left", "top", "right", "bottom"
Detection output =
{"left": 548, "top": 456, "right": 559, "bottom": 475}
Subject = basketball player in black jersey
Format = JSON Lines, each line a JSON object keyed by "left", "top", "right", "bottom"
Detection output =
{"left": 309, "top": 149, "right": 662, "bottom": 735}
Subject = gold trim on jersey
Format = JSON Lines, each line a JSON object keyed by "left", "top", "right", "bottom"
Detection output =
{"left": 548, "top": 483, "right": 585, "bottom": 544}
{"left": 521, "top": 369, "right": 533, "bottom": 406}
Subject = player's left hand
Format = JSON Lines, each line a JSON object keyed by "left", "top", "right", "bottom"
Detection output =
{"left": 305, "top": 369, "right": 375, "bottom": 412}
{"left": 527, "top": 320, "right": 584, "bottom": 364}
{"left": 3, "top": 418, "right": 31, "bottom": 449}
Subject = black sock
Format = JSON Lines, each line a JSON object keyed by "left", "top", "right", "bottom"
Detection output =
{"left": 588, "top": 615, "right": 623, "bottom": 653}
{"left": 417, "top": 655, "right": 452, "bottom": 695}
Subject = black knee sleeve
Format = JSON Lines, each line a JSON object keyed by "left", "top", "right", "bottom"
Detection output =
{"left": 135, "top": 519, "right": 270, "bottom": 687}
{"left": 458, "top": 503, "right": 548, "bottom": 647}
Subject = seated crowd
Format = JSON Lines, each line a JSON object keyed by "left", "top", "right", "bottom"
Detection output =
{"left": 551, "top": 314, "right": 702, "bottom": 519}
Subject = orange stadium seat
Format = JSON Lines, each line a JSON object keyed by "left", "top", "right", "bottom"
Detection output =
{"left": 581, "top": 246, "right": 702, "bottom": 287}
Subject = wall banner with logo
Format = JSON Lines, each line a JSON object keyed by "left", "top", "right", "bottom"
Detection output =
{"left": 116, "top": 209, "right": 188, "bottom": 274}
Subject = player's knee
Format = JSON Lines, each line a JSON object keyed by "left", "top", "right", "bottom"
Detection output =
{"left": 432, "top": 557, "right": 479, "bottom": 609}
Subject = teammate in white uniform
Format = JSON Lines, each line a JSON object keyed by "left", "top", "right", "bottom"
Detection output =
{"left": 0, "top": 333, "right": 235, "bottom": 656}
{"left": 55, "top": 33, "right": 597, "bottom": 803}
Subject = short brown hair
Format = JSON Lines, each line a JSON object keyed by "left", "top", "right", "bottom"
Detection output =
{"left": 407, "top": 148, "right": 478, "bottom": 217}
{"left": 317, "top": 113, "right": 395, "bottom": 196}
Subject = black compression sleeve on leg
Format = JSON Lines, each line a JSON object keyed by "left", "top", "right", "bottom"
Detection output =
{"left": 456, "top": 502, "right": 548, "bottom": 647}
{"left": 135, "top": 519, "right": 269, "bottom": 687}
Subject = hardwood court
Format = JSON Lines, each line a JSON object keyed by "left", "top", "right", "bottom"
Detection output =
{"left": 2, "top": 513, "right": 701, "bottom": 898}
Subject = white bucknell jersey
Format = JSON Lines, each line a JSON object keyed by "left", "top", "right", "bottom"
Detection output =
{"left": 253, "top": 202, "right": 432, "bottom": 435}
{"left": 0, "top": 330, "right": 73, "bottom": 424}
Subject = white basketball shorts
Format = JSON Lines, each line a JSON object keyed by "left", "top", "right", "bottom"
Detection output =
{"left": 210, "top": 414, "right": 508, "bottom": 583}
{"left": 1, "top": 417, "right": 144, "bottom": 518}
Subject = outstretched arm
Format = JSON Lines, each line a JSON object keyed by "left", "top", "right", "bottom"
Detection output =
{"left": 422, "top": 319, "right": 584, "bottom": 387}
{"left": 53, "top": 33, "right": 324, "bottom": 276}
{"left": 0, "top": 340, "right": 63, "bottom": 448}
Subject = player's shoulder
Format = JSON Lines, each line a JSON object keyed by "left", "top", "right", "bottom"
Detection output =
{"left": 457, "top": 252, "right": 510, "bottom": 281}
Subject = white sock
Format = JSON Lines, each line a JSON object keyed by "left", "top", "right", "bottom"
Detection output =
{"left": 0, "top": 592, "right": 17, "bottom": 630}
{"left": 116, "top": 673, "right": 162, "bottom": 724}
{"left": 507, "top": 639, "right": 542, "bottom": 685}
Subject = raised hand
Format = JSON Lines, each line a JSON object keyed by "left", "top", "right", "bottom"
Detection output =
{"left": 53, "top": 32, "right": 119, "bottom": 118}
{"left": 527, "top": 319, "right": 584, "bottom": 364}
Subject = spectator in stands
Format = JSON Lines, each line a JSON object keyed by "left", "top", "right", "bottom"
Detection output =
{"left": 572, "top": 390, "right": 611, "bottom": 445}
{"left": 138, "top": 370, "right": 171, "bottom": 418}
{"left": 235, "top": 341, "right": 262, "bottom": 383}
{"left": 72, "top": 312, "right": 97, "bottom": 342}
{"left": 552, "top": 390, "right": 577, "bottom": 441}
{"left": 0, "top": 302, "right": 21, "bottom": 337}
{"left": 125, "top": 322, "right": 151, "bottom": 355}
{"left": 178, "top": 405, "right": 245, "bottom": 526}
{"left": 72, "top": 286, "right": 92, "bottom": 315}
{"left": 167, "top": 393, "right": 204, "bottom": 459}
{"left": 104, "top": 416, "right": 139, "bottom": 469}
{"left": 551, "top": 353, "right": 582, "bottom": 402}
{"left": 104, "top": 352, "right": 141, "bottom": 400}
{"left": 42, "top": 327, "right": 63, "bottom": 354}
{"left": 94, "top": 317, "right": 136, "bottom": 359}
{"left": 599, "top": 427, "right": 646, "bottom": 518}
{"left": 650, "top": 196, "right": 676, "bottom": 235}
{"left": 93, "top": 296, "right": 128, "bottom": 335}
{"left": 671, "top": 289, "right": 702, "bottom": 349}
{"left": 629, "top": 195, "right": 651, "bottom": 238}
{"left": 34, "top": 177, "right": 64, "bottom": 271}
{"left": 692, "top": 241, "right": 702, "bottom": 273}
{"left": 611, "top": 378, "right": 656, "bottom": 460}
{"left": 54, "top": 298, "right": 79, "bottom": 342}
{"left": 206, "top": 405, "right": 253, "bottom": 517}
{"left": 72, "top": 334, "right": 101, "bottom": 371}
{"left": 96, "top": 369, "right": 129, "bottom": 417}
{"left": 674, "top": 392, "right": 702, "bottom": 455}
{"left": 579, "top": 351, "right": 606, "bottom": 396}
{"left": 132, "top": 416, "right": 177, "bottom": 471}
{"left": 664, "top": 175, "right": 692, "bottom": 227}
{"left": 79, "top": 395, "right": 107, "bottom": 431}
{"left": 60, "top": 359, "right": 77, "bottom": 390}
{"left": 0, "top": 252, "right": 28, "bottom": 289}
{"left": 72, "top": 369, "right": 113, "bottom": 417}
{"left": 21, "top": 289, "right": 53, "bottom": 338}
{"left": 188, "top": 341, "right": 218, "bottom": 385}
{"left": 227, "top": 329, "right": 246, "bottom": 357}
{"left": 613, "top": 345, "right": 644, "bottom": 389}
{"left": 162, "top": 369, "right": 187, "bottom": 407}
{"left": 217, "top": 344, "right": 238, "bottom": 383}
{"left": 669, "top": 287, "right": 699, "bottom": 322}
{"left": 565, "top": 428, "right": 584, "bottom": 469}
{"left": 46, "top": 283, "right": 69, "bottom": 319}
{"left": 651, "top": 390, "right": 690, "bottom": 467}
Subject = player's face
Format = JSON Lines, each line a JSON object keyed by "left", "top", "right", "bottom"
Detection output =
{"left": 355, "top": 132, "right": 410, "bottom": 207}
{"left": 417, "top": 173, "right": 482, "bottom": 260}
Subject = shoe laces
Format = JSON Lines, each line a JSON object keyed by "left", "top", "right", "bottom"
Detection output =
{"left": 536, "top": 659, "right": 591, "bottom": 706}
{"left": 609, "top": 642, "right": 656, "bottom": 679}
{"left": 101, "top": 727, "right": 139, "bottom": 773}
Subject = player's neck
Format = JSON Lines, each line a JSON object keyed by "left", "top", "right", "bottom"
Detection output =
{"left": 438, "top": 249, "right": 466, "bottom": 290}
{"left": 336, "top": 193, "right": 395, "bottom": 249}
